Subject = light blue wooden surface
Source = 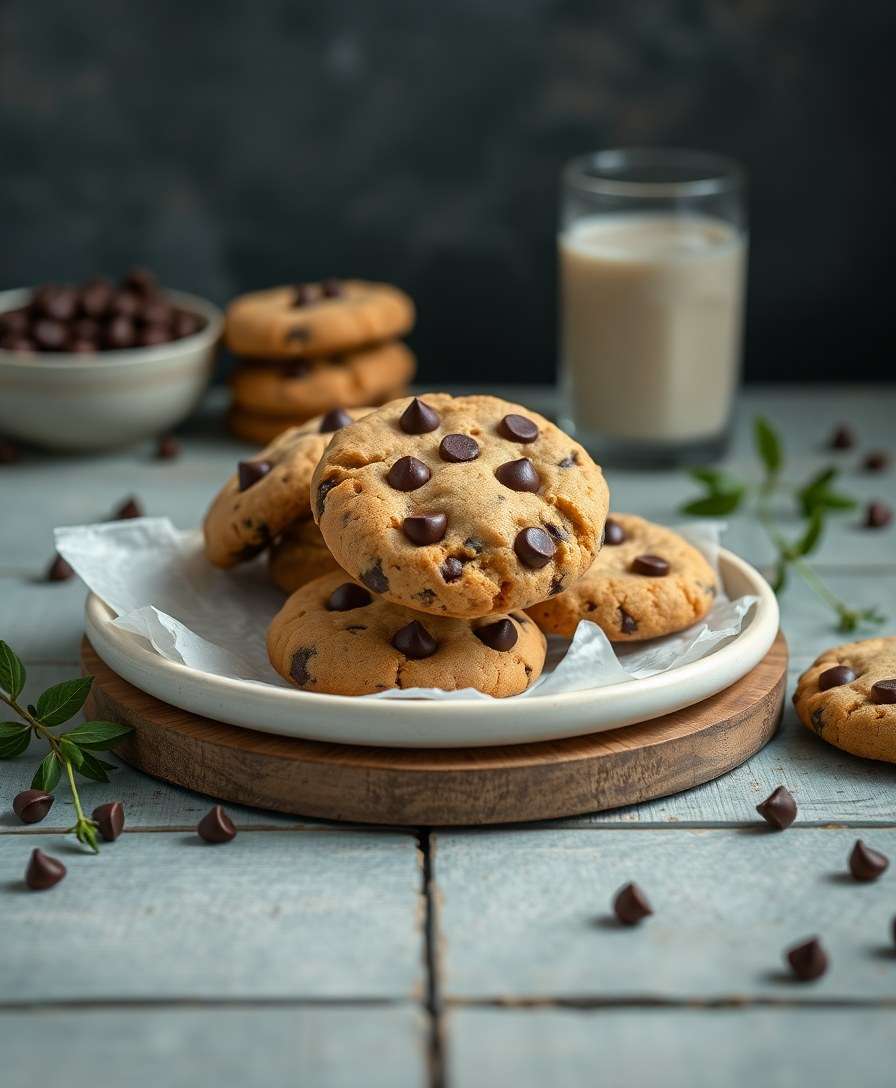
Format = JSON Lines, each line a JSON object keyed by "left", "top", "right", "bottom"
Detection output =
{"left": 0, "top": 386, "right": 894, "bottom": 1087}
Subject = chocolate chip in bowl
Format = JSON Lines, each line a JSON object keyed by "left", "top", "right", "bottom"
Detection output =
{"left": 0, "top": 272, "right": 222, "bottom": 450}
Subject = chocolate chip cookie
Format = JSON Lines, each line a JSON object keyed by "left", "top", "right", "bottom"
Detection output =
{"left": 267, "top": 570, "right": 547, "bottom": 696}
{"left": 230, "top": 342, "right": 415, "bottom": 422}
{"left": 793, "top": 636, "right": 896, "bottom": 763}
{"left": 527, "top": 514, "right": 717, "bottom": 640}
{"left": 268, "top": 519, "right": 343, "bottom": 594}
{"left": 203, "top": 407, "right": 373, "bottom": 568}
{"left": 226, "top": 280, "right": 414, "bottom": 359}
{"left": 310, "top": 394, "right": 610, "bottom": 618}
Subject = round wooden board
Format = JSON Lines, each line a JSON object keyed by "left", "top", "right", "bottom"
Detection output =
{"left": 81, "top": 632, "right": 788, "bottom": 826}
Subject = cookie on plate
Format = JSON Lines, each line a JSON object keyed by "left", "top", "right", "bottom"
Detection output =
{"left": 310, "top": 394, "right": 610, "bottom": 618}
{"left": 231, "top": 342, "right": 416, "bottom": 421}
{"left": 527, "top": 514, "right": 717, "bottom": 641}
{"left": 267, "top": 570, "right": 547, "bottom": 697}
{"left": 226, "top": 279, "right": 414, "bottom": 359}
{"left": 793, "top": 636, "right": 896, "bottom": 763}
{"left": 203, "top": 407, "right": 373, "bottom": 568}
{"left": 269, "top": 519, "right": 342, "bottom": 594}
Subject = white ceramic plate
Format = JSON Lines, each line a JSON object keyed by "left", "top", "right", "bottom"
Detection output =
{"left": 84, "top": 548, "right": 778, "bottom": 748}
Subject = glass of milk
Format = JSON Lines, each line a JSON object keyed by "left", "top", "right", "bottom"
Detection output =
{"left": 559, "top": 149, "right": 747, "bottom": 465}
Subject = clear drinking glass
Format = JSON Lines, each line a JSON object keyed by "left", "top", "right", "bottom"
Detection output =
{"left": 558, "top": 149, "right": 747, "bottom": 466}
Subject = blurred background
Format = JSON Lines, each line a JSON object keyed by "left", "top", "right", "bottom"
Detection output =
{"left": 0, "top": 0, "right": 891, "bottom": 386}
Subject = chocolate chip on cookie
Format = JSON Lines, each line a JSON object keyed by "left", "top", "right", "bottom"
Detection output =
{"left": 871, "top": 679, "right": 896, "bottom": 704}
{"left": 310, "top": 394, "right": 609, "bottom": 618}
{"left": 267, "top": 571, "right": 547, "bottom": 696}
{"left": 818, "top": 665, "right": 856, "bottom": 690}
{"left": 320, "top": 408, "right": 354, "bottom": 432}
{"left": 238, "top": 460, "right": 272, "bottom": 491}
{"left": 527, "top": 514, "right": 717, "bottom": 641}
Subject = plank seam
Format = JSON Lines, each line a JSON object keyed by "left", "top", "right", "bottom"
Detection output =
{"left": 418, "top": 831, "right": 446, "bottom": 1088}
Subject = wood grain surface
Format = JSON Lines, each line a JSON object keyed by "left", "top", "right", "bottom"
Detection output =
{"left": 81, "top": 631, "right": 787, "bottom": 826}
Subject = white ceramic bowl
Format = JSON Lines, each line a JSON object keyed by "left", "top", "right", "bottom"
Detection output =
{"left": 84, "top": 547, "right": 780, "bottom": 748}
{"left": 0, "top": 288, "right": 223, "bottom": 450}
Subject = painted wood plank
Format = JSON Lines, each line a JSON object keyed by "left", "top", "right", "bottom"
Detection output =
{"left": 435, "top": 827, "right": 896, "bottom": 999}
{"left": 1, "top": 1007, "right": 425, "bottom": 1088}
{"left": 449, "top": 1007, "right": 894, "bottom": 1088}
{"left": 0, "top": 830, "right": 423, "bottom": 1001}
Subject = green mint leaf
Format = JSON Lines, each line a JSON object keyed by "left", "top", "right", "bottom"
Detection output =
{"left": 76, "top": 750, "right": 114, "bottom": 783}
{"left": 0, "top": 721, "right": 30, "bottom": 738}
{"left": 753, "top": 417, "right": 783, "bottom": 477}
{"left": 63, "top": 720, "right": 133, "bottom": 750}
{"left": 58, "top": 737, "right": 84, "bottom": 769}
{"left": 35, "top": 677, "right": 93, "bottom": 727}
{"left": 32, "top": 751, "right": 62, "bottom": 792}
{"left": 680, "top": 489, "right": 744, "bottom": 517}
{"left": 0, "top": 729, "right": 31, "bottom": 759}
{"left": 688, "top": 467, "right": 744, "bottom": 496}
{"left": 0, "top": 641, "right": 26, "bottom": 701}
{"left": 795, "top": 509, "right": 825, "bottom": 557}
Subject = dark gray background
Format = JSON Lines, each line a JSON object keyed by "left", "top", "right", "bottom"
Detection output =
{"left": 1, "top": 0, "right": 892, "bottom": 384}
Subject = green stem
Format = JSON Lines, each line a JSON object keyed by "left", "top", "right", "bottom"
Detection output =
{"left": 0, "top": 690, "right": 96, "bottom": 850}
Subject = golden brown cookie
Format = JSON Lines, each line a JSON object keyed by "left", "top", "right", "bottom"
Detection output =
{"left": 527, "top": 514, "right": 717, "bottom": 641}
{"left": 267, "top": 570, "right": 547, "bottom": 697}
{"left": 269, "top": 519, "right": 342, "bottom": 594}
{"left": 203, "top": 407, "right": 373, "bottom": 568}
{"left": 226, "top": 279, "right": 414, "bottom": 359}
{"left": 229, "top": 387, "right": 409, "bottom": 445}
{"left": 311, "top": 394, "right": 610, "bottom": 619}
{"left": 793, "top": 636, "right": 896, "bottom": 763}
{"left": 230, "top": 342, "right": 416, "bottom": 418}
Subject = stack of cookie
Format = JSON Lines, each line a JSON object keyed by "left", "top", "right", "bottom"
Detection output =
{"left": 225, "top": 279, "right": 416, "bottom": 444}
{"left": 203, "top": 393, "right": 721, "bottom": 698}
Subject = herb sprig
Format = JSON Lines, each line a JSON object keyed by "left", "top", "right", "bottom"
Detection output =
{"left": 0, "top": 641, "right": 133, "bottom": 851}
{"left": 682, "top": 417, "right": 886, "bottom": 633}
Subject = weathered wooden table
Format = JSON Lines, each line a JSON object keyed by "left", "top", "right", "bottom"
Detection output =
{"left": 1, "top": 386, "right": 894, "bottom": 1087}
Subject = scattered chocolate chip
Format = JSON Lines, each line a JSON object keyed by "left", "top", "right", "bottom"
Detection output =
{"left": 32, "top": 318, "right": 68, "bottom": 350}
{"left": 392, "top": 620, "right": 438, "bottom": 659}
{"left": 603, "top": 518, "right": 626, "bottom": 546}
{"left": 0, "top": 438, "right": 20, "bottom": 464}
{"left": 317, "top": 478, "right": 338, "bottom": 516}
{"left": 818, "top": 665, "right": 856, "bottom": 691}
{"left": 864, "top": 501, "right": 892, "bottom": 529}
{"left": 92, "top": 801, "right": 125, "bottom": 842}
{"left": 849, "top": 839, "right": 889, "bottom": 881}
{"left": 558, "top": 453, "right": 578, "bottom": 468}
{"left": 399, "top": 398, "right": 440, "bottom": 434}
{"left": 293, "top": 284, "right": 315, "bottom": 307}
{"left": 440, "top": 557, "right": 463, "bottom": 582}
{"left": 321, "top": 278, "right": 342, "bottom": 298}
{"left": 514, "top": 527, "right": 556, "bottom": 569}
{"left": 863, "top": 450, "right": 889, "bottom": 473}
{"left": 25, "top": 848, "right": 66, "bottom": 890}
{"left": 13, "top": 789, "right": 54, "bottom": 825}
{"left": 495, "top": 458, "right": 540, "bottom": 493}
{"left": 361, "top": 560, "right": 389, "bottom": 594}
{"left": 197, "top": 804, "right": 237, "bottom": 843}
{"left": 631, "top": 554, "right": 669, "bottom": 577}
{"left": 290, "top": 647, "right": 317, "bottom": 686}
{"left": 475, "top": 618, "right": 518, "bottom": 651}
{"left": 870, "top": 679, "right": 896, "bottom": 704}
{"left": 153, "top": 434, "right": 180, "bottom": 461}
{"left": 619, "top": 607, "right": 638, "bottom": 635}
{"left": 786, "top": 937, "right": 828, "bottom": 981}
{"left": 613, "top": 882, "right": 653, "bottom": 925}
{"left": 238, "top": 460, "right": 272, "bottom": 492}
{"left": 319, "top": 408, "right": 353, "bottom": 432}
{"left": 403, "top": 513, "right": 448, "bottom": 545}
{"left": 327, "top": 583, "right": 373, "bottom": 611}
{"left": 113, "top": 496, "right": 143, "bottom": 519}
{"left": 499, "top": 413, "right": 538, "bottom": 443}
{"left": 46, "top": 553, "right": 74, "bottom": 582}
{"left": 756, "top": 785, "right": 797, "bottom": 830}
{"left": 829, "top": 425, "right": 855, "bottom": 450}
{"left": 439, "top": 434, "right": 480, "bottom": 463}
{"left": 387, "top": 455, "right": 431, "bottom": 491}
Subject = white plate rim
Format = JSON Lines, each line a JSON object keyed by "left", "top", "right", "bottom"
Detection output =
{"left": 83, "top": 547, "right": 779, "bottom": 748}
